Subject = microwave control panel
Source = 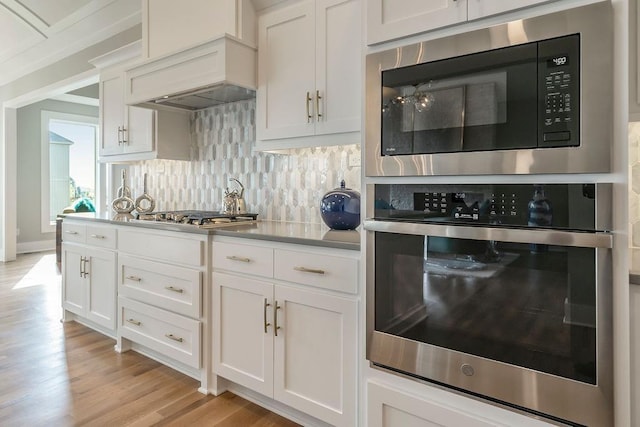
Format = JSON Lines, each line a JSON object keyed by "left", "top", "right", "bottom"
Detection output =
{"left": 538, "top": 34, "right": 580, "bottom": 148}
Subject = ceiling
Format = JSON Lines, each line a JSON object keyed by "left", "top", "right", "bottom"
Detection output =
{"left": 0, "top": 0, "right": 141, "bottom": 87}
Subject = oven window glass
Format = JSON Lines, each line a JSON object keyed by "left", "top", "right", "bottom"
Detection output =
{"left": 374, "top": 232, "right": 597, "bottom": 384}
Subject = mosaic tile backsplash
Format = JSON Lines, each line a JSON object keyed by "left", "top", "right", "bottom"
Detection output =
{"left": 129, "top": 100, "right": 361, "bottom": 225}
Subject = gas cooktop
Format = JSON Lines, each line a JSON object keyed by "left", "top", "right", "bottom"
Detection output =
{"left": 135, "top": 210, "right": 258, "bottom": 228}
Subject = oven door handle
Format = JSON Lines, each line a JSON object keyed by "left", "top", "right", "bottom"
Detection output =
{"left": 363, "top": 220, "right": 612, "bottom": 249}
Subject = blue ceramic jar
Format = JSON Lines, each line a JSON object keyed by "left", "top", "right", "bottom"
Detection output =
{"left": 320, "top": 180, "right": 361, "bottom": 230}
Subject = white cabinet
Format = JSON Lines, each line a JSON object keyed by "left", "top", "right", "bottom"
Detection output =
{"left": 256, "top": 0, "right": 361, "bottom": 150}
{"left": 116, "top": 228, "right": 206, "bottom": 375}
{"left": 212, "top": 238, "right": 359, "bottom": 427}
{"left": 366, "top": 0, "right": 561, "bottom": 45}
{"left": 467, "top": 0, "right": 558, "bottom": 20}
{"left": 367, "top": 0, "right": 467, "bottom": 45}
{"left": 141, "top": 0, "right": 256, "bottom": 59}
{"left": 61, "top": 221, "right": 117, "bottom": 334}
{"left": 92, "top": 42, "right": 191, "bottom": 162}
{"left": 367, "top": 379, "right": 554, "bottom": 427}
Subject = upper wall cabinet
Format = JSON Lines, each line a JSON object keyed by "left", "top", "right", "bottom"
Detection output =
{"left": 91, "top": 43, "right": 191, "bottom": 163}
{"left": 367, "top": 0, "right": 560, "bottom": 45}
{"left": 367, "top": 0, "right": 467, "bottom": 45}
{"left": 256, "top": 0, "right": 361, "bottom": 150}
{"left": 142, "top": 0, "right": 257, "bottom": 59}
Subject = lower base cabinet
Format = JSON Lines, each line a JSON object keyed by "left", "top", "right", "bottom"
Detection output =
{"left": 212, "top": 237, "right": 359, "bottom": 427}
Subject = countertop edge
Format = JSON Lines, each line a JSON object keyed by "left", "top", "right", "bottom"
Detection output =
{"left": 60, "top": 214, "right": 361, "bottom": 251}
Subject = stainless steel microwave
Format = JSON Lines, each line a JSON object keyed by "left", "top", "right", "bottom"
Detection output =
{"left": 364, "top": 2, "right": 613, "bottom": 176}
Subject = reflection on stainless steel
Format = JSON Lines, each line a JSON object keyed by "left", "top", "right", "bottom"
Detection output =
{"left": 363, "top": 220, "right": 612, "bottom": 249}
{"left": 369, "top": 327, "right": 613, "bottom": 427}
{"left": 365, "top": 2, "right": 612, "bottom": 176}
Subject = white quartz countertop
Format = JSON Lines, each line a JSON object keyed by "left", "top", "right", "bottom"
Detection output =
{"left": 61, "top": 213, "right": 360, "bottom": 251}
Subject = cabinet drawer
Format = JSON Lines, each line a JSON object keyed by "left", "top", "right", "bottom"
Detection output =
{"left": 119, "top": 254, "right": 201, "bottom": 318}
{"left": 274, "top": 249, "right": 358, "bottom": 294}
{"left": 119, "top": 297, "right": 201, "bottom": 369}
{"left": 86, "top": 225, "right": 117, "bottom": 249}
{"left": 212, "top": 241, "right": 274, "bottom": 278}
{"left": 62, "top": 222, "right": 86, "bottom": 244}
{"left": 118, "top": 229, "right": 204, "bottom": 267}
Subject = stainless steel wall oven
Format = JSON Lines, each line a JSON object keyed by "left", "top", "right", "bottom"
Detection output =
{"left": 364, "top": 183, "right": 613, "bottom": 426}
{"left": 364, "top": 2, "right": 613, "bottom": 176}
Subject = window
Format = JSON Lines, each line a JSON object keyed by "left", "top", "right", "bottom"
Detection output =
{"left": 41, "top": 111, "right": 98, "bottom": 233}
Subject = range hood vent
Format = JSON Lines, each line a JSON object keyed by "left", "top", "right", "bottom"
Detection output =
{"left": 125, "top": 35, "right": 257, "bottom": 111}
{"left": 152, "top": 83, "right": 256, "bottom": 111}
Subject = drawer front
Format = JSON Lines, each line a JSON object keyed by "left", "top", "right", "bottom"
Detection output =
{"left": 118, "top": 229, "right": 204, "bottom": 267}
{"left": 274, "top": 249, "right": 359, "bottom": 294}
{"left": 212, "top": 241, "right": 274, "bottom": 278}
{"left": 119, "top": 297, "right": 201, "bottom": 369}
{"left": 86, "top": 225, "right": 117, "bottom": 250}
{"left": 62, "top": 222, "right": 86, "bottom": 244}
{"left": 119, "top": 254, "right": 201, "bottom": 318}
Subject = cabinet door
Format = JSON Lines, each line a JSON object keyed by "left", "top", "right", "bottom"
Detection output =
{"left": 62, "top": 244, "right": 85, "bottom": 315}
{"left": 85, "top": 247, "right": 117, "bottom": 330}
{"left": 257, "top": 1, "right": 316, "bottom": 140}
{"left": 273, "top": 285, "right": 357, "bottom": 427}
{"left": 315, "top": 0, "right": 361, "bottom": 136}
{"left": 124, "top": 105, "right": 155, "bottom": 154}
{"left": 367, "top": 0, "right": 467, "bottom": 45}
{"left": 100, "top": 73, "right": 124, "bottom": 156}
{"left": 213, "top": 272, "right": 274, "bottom": 397}
{"left": 367, "top": 381, "right": 503, "bottom": 427}
{"left": 468, "top": 0, "right": 557, "bottom": 20}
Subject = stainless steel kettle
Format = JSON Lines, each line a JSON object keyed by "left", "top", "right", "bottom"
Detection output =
{"left": 228, "top": 178, "right": 246, "bottom": 214}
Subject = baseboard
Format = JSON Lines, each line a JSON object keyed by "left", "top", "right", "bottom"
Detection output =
{"left": 17, "top": 239, "right": 55, "bottom": 254}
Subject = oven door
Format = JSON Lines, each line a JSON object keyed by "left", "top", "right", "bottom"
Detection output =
{"left": 364, "top": 220, "right": 613, "bottom": 427}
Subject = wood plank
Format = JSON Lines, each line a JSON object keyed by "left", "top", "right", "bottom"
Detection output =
{"left": 0, "top": 252, "right": 300, "bottom": 426}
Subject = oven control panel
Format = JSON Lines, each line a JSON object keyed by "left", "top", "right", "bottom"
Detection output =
{"left": 414, "top": 191, "right": 520, "bottom": 224}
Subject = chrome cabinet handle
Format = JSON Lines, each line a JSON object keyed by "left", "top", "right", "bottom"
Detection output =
{"left": 294, "top": 266, "right": 325, "bottom": 275}
{"left": 316, "top": 90, "right": 322, "bottom": 121}
{"left": 66, "top": 230, "right": 79, "bottom": 235}
{"left": 264, "top": 298, "right": 271, "bottom": 334}
{"left": 90, "top": 234, "right": 106, "bottom": 239}
{"left": 82, "top": 258, "right": 89, "bottom": 278}
{"left": 165, "top": 286, "right": 184, "bottom": 293}
{"left": 226, "top": 255, "right": 251, "bottom": 263}
{"left": 79, "top": 256, "right": 84, "bottom": 278}
{"left": 306, "top": 91, "right": 313, "bottom": 123}
{"left": 165, "top": 333, "right": 183, "bottom": 343}
{"left": 126, "top": 275, "right": 142, "bottom": 282}
{"left": 126, "top": 318, "right": 141, "bottom": 326}
{"left": 121, "top": 126, "right": 127, "bottom": 144}
{"left": 117, "top": 126, "right": 122, "bottom": 144}
{"left": 273, "top": 300, "right": 281, "bottom": 337}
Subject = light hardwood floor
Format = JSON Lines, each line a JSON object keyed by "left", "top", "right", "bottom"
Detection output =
{"left": 0, "top": 251, "right": 300, "bottom": 427}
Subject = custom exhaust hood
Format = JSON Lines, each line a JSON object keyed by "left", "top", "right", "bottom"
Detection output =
{"left": 124, "top": 35, "right": 257, "bottom": 111}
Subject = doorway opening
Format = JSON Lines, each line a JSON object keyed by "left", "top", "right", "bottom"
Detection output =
{"left": 41, "top": 112, "right": 98, "bottom": 233}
